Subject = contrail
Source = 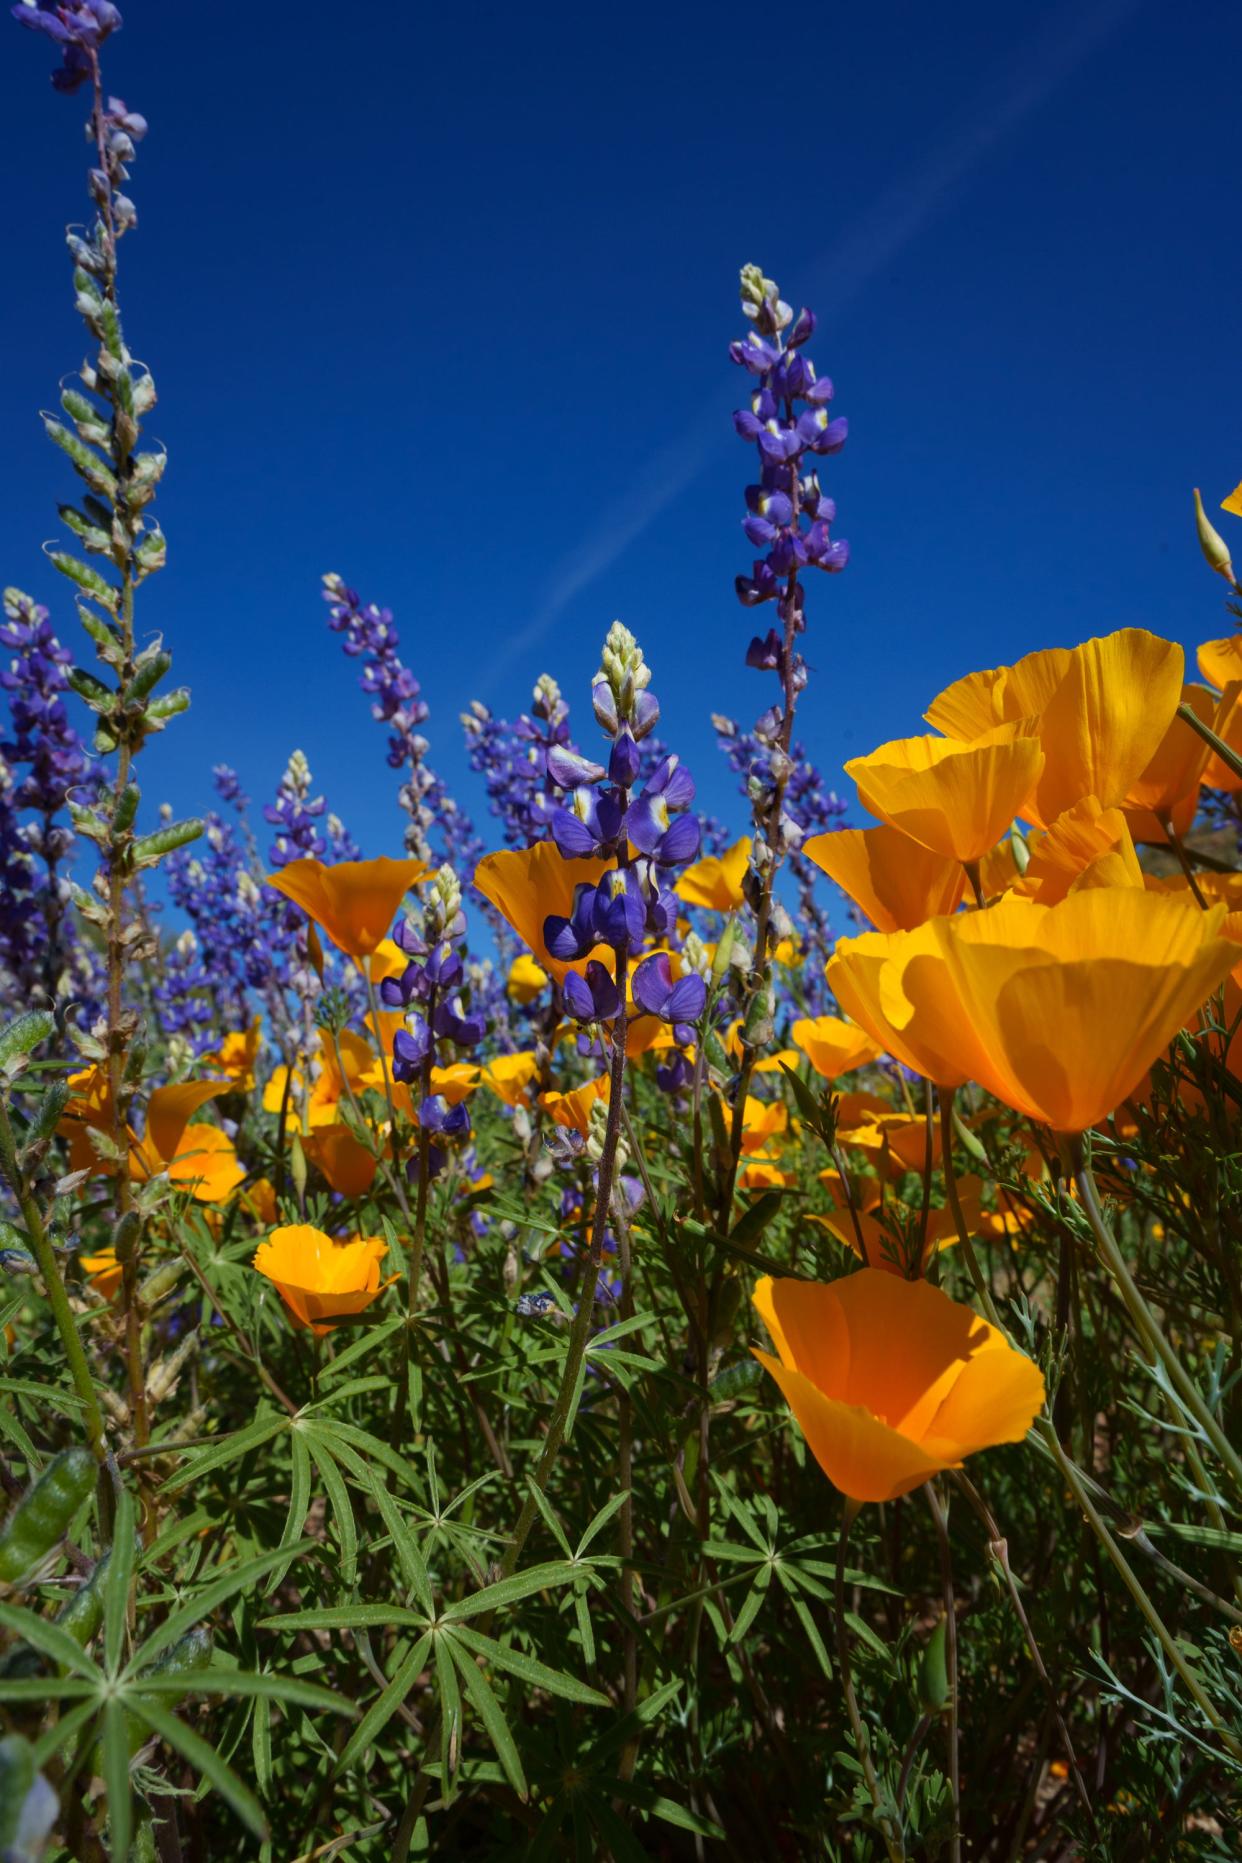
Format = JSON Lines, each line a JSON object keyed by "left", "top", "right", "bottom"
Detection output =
{"left": 478, "top": 0, "right": 1139, "bottom": 701}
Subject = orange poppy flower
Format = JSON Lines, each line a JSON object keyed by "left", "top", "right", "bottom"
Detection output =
{"left": 481, "top": 1051, "right": 541, "bottom": 1107}
{"left": 79, "top": 1247, "right": 123, "bottom": 1301}
{"left": 674, "top": 836, "right": 751, "bottom": 912}
{"left": 926, "top": 629, "right": 1185, "bottom": 828}
{"left": 1197, "top": 635, "right": 1242, "bottom": 692}
{"left": 300, "top": 1127, "right": 378, "bottom": 1200}
{"left": 803, "top": 824, "right": 967, "bottom": 932}
{"left": 844, "top": 729, "right": 1043, "bottom": 865}
{"left": 828, "top": 888, "right": 1237, "bottom": 1132}
{"left": 253, "top": 1224, "right": 394, "bottom": 1335}
{"left": 266, "top": 856, "right": 427, "bottom": 960}
{"left": 791, "top": 1015, "right": 882, "bottom": 1080}
{"left": 474, "top": 844, "right": 613, "bottom": 983}
{"left": 539, "top": 1075, "right": 609, "bottom": 1136}
{"left": 816, "top": 1176, "right": 984, "bottom": 1276}
{"left": 60, "top": 1073, "right": 243, "bottom": 1204}
{"left": 1201, "top": 682, "right": 1242, "bottom": 793}
{"left": 1015, "top": 797, "right": 1144, "bottom": 904}
{"left": 1122, "top": 686, "right": 1213, "bottom": 843}
{"left": 734, "top": 1094, "right": 789, "bottom": 1156}
{"left": 752, "top": 1270, "right": 1045, "bottom": 1502}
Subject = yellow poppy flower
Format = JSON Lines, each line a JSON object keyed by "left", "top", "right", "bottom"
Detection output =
{"left": 481, "top": 1051, "right": 541, "bottom": 1107}
{"left": 1202, "top": 681, "right": 1242, "bottom": 793}
{"left": 474, "top": 844, "right": 613, "bottom": 983}
{"left": 266, "top": 856, "right": 427, "bottom": 960}
{"left": 803, "top": 824, "right": 967, "bottom": 932}
{"left": 828, "top": 888, "right": 1237, "bottom": 1132}
{"left": 253, "top": 1224, "right": 393, "bottom": 1335}
{"left": 926, "top": 629, "right": 1185, "bottom": 828}
{"left": 736, "top": 1094, "right": 788, "bottom": 1156}
{"left": 1196, "top": 635, "right": 1242, "bottom": 692}
{"left": 674, "top": 836, "right": 751, "bottom": 912}
{"left": 752, "top": 1270, "right": 1045, "bottom": 1503}
{"left": 791, "top": 1015, "right": 881, "bottom": 1081}
{"left": 845, "top": 729, "right": 1043, "bottom": 864}
{"left": 199, "top": 1018, "right": 262, "bottom": 1092}
{"left": 1223, "top": 483, "right": 1242, "bottom": 518}
{"left": 507, "top": 952, "right": 549, "bottom": 1004}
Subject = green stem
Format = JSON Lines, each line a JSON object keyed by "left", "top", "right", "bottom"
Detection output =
{"left": 921, "top": 1483, "right": 960, "bottom": 1862}
{"left": 939, "top": 1091, "right": 1001, "bottom": 1324}
{"left": 834, "top": 1503, "right": 904, "bottom": 1862}
{"left": 0, "top": 1102, "right": 106, "bottom": 1462}
{"left": 1072, "top": 1145, "right": 1242, "bottom": 1495}
{"left": 1178, "top": 698, "right": 1242, "bottom": 786}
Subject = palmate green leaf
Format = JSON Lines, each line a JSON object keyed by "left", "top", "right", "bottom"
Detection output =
{"left": 439, "top": 1561, "right": 580, "bottom": 1624}
{"left": 726, "top": 1567, "right": 772, "bottom": 1646}
{"left": 31, "top": 1696, "right": 97, "bottom": 1770}
{"left": 574, "top": 1489, "right": 629, "bottom": 1559}
{"left": 0, "top": 1407, "right": 39, "bottom": 1468}
{"left": 360, "top": 1466, "right": 435, "bottom": 1612}
{"left": 303, "top": 1431, "right": 357, "bottom": 1588}
{"left": 780, "top": 1583, "right": 833, "bottom": 1678}
{"left": 137, "top": 1667, "right": 350, "bottom": 1714}
{"left": 259, "top": 1603, "right": 425, "bottom": 1634}
{"left": 131, "top": 1694, "right": 267, "bottom": 1837}
{"left": 612, "top": 1779, "right": 726, "bottom": 1841}
{"left": 0, "top": 1677, "right": 94, "bottom": 1703}
{"left": 586, "top": 1795, "right": 653, "bottom": 1863}
{"left": 585, "top": 1678, "right": 681, "bottom": 1763}
{"left": 265, "top": 1427, "right": 312, "bottom": 1598}
{"left": 447, "top": 1624, "right": 608, "bottom": 1706}
{"left": 102, "top": 1696, "right": 133, "bottom": 1859}
{"left": 316, "top": 1313, "right": 402, "bottom": 1384}
{"left": 434, "top": 1631, "right": 463, "bottom": 1803}
{"left": 104, "top": 1486, "right": 137, "bottom": 1676}
{"left": 128, "top": 1544, "right": 314, "bottom": 1678}
{"left": 159, "top": 1410, "right": 287, "bottom": 1494}
{"left": 450, "top": 1638, "right": 528, "bottom": 1799}
{"left": 0, "top": 1602, "right": 98, "bottom": 1681}
{"left": 336, "top": 1631, "right": 431, "bottom": 1772}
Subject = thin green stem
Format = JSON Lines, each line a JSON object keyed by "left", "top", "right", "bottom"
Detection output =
{"left": 1178, "top": 699, "right": 1242, "bottom": 786}
{"left": 834, "top": 1504, "right": 904, "bottom": 1862}
{"left": 922, "top": 1483, "right": 960, "bottom": 1862}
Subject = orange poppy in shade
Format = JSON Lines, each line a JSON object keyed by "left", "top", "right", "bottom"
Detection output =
{"left": 751, "top": 1270, "right": 1045, "bottom": 1503}
{"left": 1201, "top": 681, "right": 1242, "bottom": 793}
{"left": 829, "top": 888, "right": 1237, "bottom": 1132}
{"left": 792, "top": 1015, "right": 882, "bottom": 1080}
{"left": 199, "top": 1018, "right": 262, "bottom": 1092}
{"left": 474, "top": 844, "right": 613, "bottom": 983}
{"left": 1197, "top": 635, "right": 1242, "bottom": 692}
{"left": 1122, "top": 686, "right": 1213, "bottom": 843}
{"left": 1015, "top": 797, "right": 1144, "bottom": 904}
{"left": 60, "top": 1073, "right": 243, "bottom": 1203}
{"left": 803, "top": 823, "right": 967, "bottom": 933}
{"left": 927, "top": 629, "right": 1185, "bottom": 828}
{"left": 265, "top": 856, "right": 427, "bottom": 960}
{"left": 845, "top": 729, "right": 1043, "bottom": 865}
{"left": 816, "top": 1177, "right": 984, "bottom": 1276}
{"left": 507, "top": 953, "right": 548, "bottom": 1004}
{"left": 481, "top": 1051, "right": 541, "bottom": 1107}
{"left": 735, "top": 1094, "right": 789, "bottom": 1156}
{"left": 253, "top": 1224, "right": 393, "bottom": 1335}
{"left": 300, "top": 1128, "right": 379, "bottom": 1200}
{"left": 539, "top": 1075, "right": 609, "bottom": 1135}
{"left": 674, "top": 836, "right": 751, "bottom": 912}
{"left": 79, "top": 1247, "right": 123, "bottom": 1301}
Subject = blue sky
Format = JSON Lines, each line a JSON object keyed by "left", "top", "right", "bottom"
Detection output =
{"left": 3, "top": 0, "right": 1240, "bottom": 878}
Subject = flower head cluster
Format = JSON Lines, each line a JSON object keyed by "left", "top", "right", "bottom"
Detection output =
{"left": 10, "top": 0, "right": 121, "bottom": 91}
{"left": 324, "top": 573, "right": 483, "bottom": 875}
{"left": 462, "top": 674, "right": 576, "bottom": 848}
{"left": 384, "top": 865, "right": 484, "bottom": 1180}
{"left": 731, "top": 264, "right": 849, "bottom": 626}
{"left": 264, "top": 750, "right": 328, "bottom": 868}
{"left": 1, "top": 589, "right": 97, "bottom": 827}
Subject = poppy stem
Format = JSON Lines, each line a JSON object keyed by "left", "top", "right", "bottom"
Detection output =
{"left": 921, "top": 1482, "right": 960, "bottom": 1861}
{"left": 1160, "top": 814, "right": 1209, "bottom": 909}
{"left": 938, "top": 1091, "right": 1004, "bottom": 1329}
{"left": 833, "top": 1502, "right": 905, "bottom": 1861}
{"left": 1177, "top": 698, "right": 1242, "bottom": 787}
{"left": 949, "top": 1469, "right": 1098, "bottom": 1836}
{"left": 1072, "top": 1143, "right": 1242, "bottom": 1495}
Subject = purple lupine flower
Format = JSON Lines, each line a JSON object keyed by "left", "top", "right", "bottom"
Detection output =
{"left": 212, "top": 764, "right": 248, "bottom": 812}
{"left": 562, "top": 959, "right": 621, "bottom": 1024}
{"left": 11, "top": 0, "right": 120, "bottom": 89}
{"left": 433, "top": 993, "right": 486, "bottom": 1048}
{"left": 549, "top": 784, "right": 626, "bottom": 860}
{"left": 419, "top": 1093, "right": 470, "bottom": 1141}
{"left": 462, "top": 672, "right": 578, "bottom": 848}
{"left": 625, "top": 754, "right": 701, "bottom": 866}
{"left": 392, "top": 1016, "right": 432, "bottom": 1083}
{"left": 264, "top": 749, "right": 328, "bottom": 867}
{"left": 631, "top": 952, "right": 707, "bottom": 1026}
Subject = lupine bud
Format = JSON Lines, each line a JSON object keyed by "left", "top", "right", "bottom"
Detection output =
{"left": 1194, "top": 488, "right": 1234, "bottom": 582}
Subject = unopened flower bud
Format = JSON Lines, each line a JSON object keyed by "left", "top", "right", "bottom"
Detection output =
{"left": 1194, "top": 489, "right": 1234, "bottom": 583}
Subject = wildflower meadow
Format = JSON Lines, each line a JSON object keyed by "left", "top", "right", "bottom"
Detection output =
{"left": 1, "top": 5, "right": 1241, "bottom": 1859}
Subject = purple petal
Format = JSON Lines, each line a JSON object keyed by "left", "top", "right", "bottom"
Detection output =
{"left": 666, "top": 974, "right": 707, "bottom": 1023}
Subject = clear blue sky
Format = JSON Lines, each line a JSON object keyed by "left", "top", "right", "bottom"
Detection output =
{"left": 3, "top": 0, "right": 1240, "bottom": 868}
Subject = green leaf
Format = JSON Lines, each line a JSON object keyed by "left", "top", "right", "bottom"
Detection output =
{"left": 336, "top": 1632, "right": 431, "bottom": 1773}
{"left": 265, "top": 1428, "right": 312, "bottom": 1597}
{"left": 0, "top": 1603, "right": 98, "bottom": 1681}
{"left": 160, "top": 1412, "right": 286, "bottom": 1493}
{"left": 448, "top": 1625, "right": 608, "bottom": 1707}
{"left": 101, "top": 1698, "right": 133, "bottom": 1859}
{"left": 128, "top": 1695, "right": 267, "bottom": 1838}
{"left": 0, "top": 1013, "right": 55, "bottom": 1071}
{"left": 450, "top": 1638, "right": 527, "bottom": 1799}
{"left": 128, "top": 1545, "right": 312, "bottom": 1678}
{"left": 136, "top": 1667, "right": 350, "bottom": 1714}
{"left": 439, "top": 1561, "right": 579, "bottom": 1624}
{"left": 574, "top": 1489, "right": 629, "bottom": 1558}
{"left": 259, "top": 1604, "right": 425, "bottom": 1635}
{"left": 361, "top": 1467, "right": 435, "bottom": 1613}
{"left": 434, "top": 1632, "right": 463, "bottom": 1801}
{"left": 104, "top": 1486, "right": 137, "bottom": 1675}
{"left": 304, "top": 1432, "right": 357, "bottom": 1589}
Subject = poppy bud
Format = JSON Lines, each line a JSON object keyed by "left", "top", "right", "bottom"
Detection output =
{"left": 1194, "top": 488, "right": 1234, "bottom": 583}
